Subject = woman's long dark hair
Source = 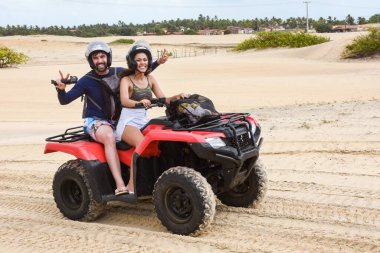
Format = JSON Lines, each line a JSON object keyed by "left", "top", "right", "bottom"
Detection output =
{"left": 119, "top": 68, "right": 135, "bottom": 79}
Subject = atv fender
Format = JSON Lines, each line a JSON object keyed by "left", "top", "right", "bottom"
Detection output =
{"left": 44, "top": 141, "right": 106, "bottom": 162}
{"left": 135, "top": 129, "right": 223, "bottom": 155}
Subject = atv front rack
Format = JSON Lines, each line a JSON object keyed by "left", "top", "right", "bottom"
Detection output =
{"left": 172, "top": 113, "right": 256, "bottom": 156}
{"left": 181, "top": 113, "right": 251, "bottom": 131}
{"left": 45, "top": 126, "right": 90, "bottom": 143}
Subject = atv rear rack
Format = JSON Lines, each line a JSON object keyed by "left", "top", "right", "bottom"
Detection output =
{"left": 45, "top": 126, "right": 90, "bottom": 143}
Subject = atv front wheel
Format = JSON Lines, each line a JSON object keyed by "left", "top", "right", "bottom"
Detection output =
{"left": 218, "top": 160, "right": 268, "bottom": 208}
{"left": 153, "top": 167, "right": 216, "bottom": 236}
{"left": 53, "top": 159, "right": 105, "bottom": 221}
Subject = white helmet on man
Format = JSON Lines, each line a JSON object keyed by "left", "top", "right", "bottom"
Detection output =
{"left": 85, "top": 41, "right": 112, "bottom": 69}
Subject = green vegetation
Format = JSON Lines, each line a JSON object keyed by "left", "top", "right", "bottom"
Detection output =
{"left": 368, "top": 14, "right": 380, "bottom": 24}
{"left": 234, "top": 31, "right": 330, "bottom": 51}
{"left": 184, "top": 29, "right": 198, "bottom": 35}
{"left": 0, "top": 13, "right": 379, "bottom": 37}
{"left": 341, "top": 28, "right": 380, "bottom": 58}
{"left": 0, "top": 47, "right": 29, "bottom": 68}
{"left": 299, "top": 122, "right": 311, "bottom": 129}
{"left": 314, "top": 23, "right": 333, "bottom": 33}
{"left": 110, "top": 38, "right": 135, "bottom": 44}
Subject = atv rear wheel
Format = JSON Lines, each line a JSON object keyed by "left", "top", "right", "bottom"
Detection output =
{"left": 153, "top": 167, "right": 216, "bottom": 236}
{"left": 218, "top": 160, "right": 268, "bottom": 208}
{"left": 53, "top": 159, "right": 105, "bottom": 221}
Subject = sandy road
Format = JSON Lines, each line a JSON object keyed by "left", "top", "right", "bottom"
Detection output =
{"left": 0, "top": 100, "right": 379, "bottom": 252}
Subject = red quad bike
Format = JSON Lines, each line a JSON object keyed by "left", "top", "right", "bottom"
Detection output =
{"left": 44, "top": 95, "right": 268, "bottom": 236}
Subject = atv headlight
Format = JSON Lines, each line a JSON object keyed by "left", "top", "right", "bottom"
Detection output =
{"left": 205, "top": 137, "right": 226, "bottom": 149}
{"left": 250, "top": 124, "right": 256, "bottom": 137}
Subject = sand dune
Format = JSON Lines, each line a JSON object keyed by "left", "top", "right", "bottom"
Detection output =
{"left": 0, "top": 33, "right": 379, "bottom": 252}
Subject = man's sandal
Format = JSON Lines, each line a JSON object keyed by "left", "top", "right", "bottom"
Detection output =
{"left": 115, "top": 187, "right": 129, "bottom": 196}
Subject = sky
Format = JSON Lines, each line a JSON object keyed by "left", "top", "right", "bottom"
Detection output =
{"left": 0, "top": 0, "right": 378, "bottom": 27}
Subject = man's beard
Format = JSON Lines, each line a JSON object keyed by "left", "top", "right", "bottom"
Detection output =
{"left": 95, "top": 63, "right": 107, "bottom": 72}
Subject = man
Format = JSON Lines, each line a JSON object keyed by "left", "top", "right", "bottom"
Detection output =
{"left": 55, "top": 41, "right": 167, "bottom": 195}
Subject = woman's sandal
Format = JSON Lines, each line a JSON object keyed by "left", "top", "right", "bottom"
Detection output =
{"left": 115, "top": 187, "right": 129, "bottom": 196}
{"left": 127, "top": 185, "right": 134, "bottom": 195}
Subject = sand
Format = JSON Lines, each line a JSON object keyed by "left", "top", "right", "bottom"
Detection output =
{"left": 0, "top": 32, "right": 379, "bottom": 252}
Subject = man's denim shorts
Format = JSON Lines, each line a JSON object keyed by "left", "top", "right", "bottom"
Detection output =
{"left": 83, "top": 117, "right": 116, "bottom": 141}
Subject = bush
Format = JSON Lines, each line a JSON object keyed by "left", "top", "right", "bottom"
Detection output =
{"left": 234, "top": 31, "right": 330, "bottom": 51}
{"left": 184, "top": 29, "right": 198, "bottom": 35}
{"left": 110, "top": 38, "right": 135, "bottom": 44}
{"left": 341, "top": 28, "right": 380, "bottom": 59}
{"left": 0, "top": 47, "right": 29, "bottom": 68}
{"left": 314, "top": 23, "right": 333, "bottom": 33}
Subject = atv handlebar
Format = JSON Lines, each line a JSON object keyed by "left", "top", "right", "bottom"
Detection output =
{"left": 135, "top": 98, "right": 166, "bottom": 109}
{"left": 51, "top": 76, "right": 78, "bottom": 86}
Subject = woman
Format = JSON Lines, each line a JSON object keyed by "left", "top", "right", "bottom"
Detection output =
{"left": 115, "top": 41, "right": 187, "bottom": 195}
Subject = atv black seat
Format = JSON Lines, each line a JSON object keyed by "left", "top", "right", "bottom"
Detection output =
{"left": 116, "top": 141, "right": 132, "bottom": 150}
{"left": 45, "top": 126, "right": 90, "bottom": 143}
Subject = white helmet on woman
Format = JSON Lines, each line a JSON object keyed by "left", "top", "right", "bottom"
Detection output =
{"left": 85, "top": 41, "right": 112, "bottom": 69}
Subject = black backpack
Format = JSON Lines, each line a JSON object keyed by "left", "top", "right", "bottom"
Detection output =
{"left": 166, "top": 94, "right": 220, "bottom": 127}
